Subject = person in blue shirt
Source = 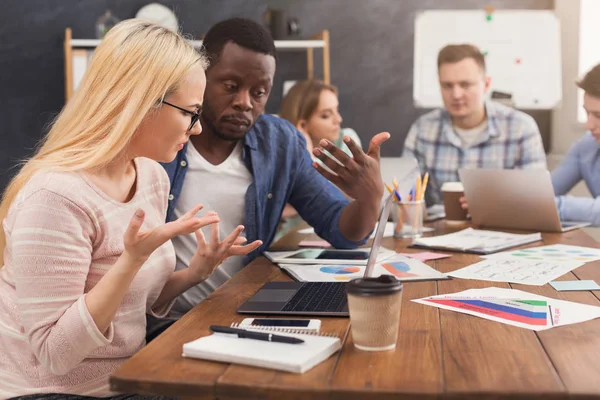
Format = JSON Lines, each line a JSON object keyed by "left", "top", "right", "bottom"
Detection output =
{"left": 158, "top": 17, "right": 389, "bottom": 323}
{"left": 552, "top": 63, "right": 600, "bottom": 226}
{"left": 276, "top": 79, "right": 364, "bottom": 240}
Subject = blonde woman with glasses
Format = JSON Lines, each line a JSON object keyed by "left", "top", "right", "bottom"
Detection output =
{"left": 0, "top": 19, "right": 261, "bottom": 399}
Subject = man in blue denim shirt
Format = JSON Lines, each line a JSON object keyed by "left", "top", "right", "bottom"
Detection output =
{"left": 158, "top": 18, "right": 389, "bottom": 321}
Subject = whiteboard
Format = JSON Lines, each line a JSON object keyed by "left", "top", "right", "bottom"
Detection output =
{"left": 414, "top": 10, "right": 561, "bottom": 109}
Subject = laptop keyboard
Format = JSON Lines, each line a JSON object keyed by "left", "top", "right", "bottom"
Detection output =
{"left": 282, "top": 282, "right": 348, "bottom": 313}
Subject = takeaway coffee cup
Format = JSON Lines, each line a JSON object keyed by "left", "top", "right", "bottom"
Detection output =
{"left": 441, "top": 181, "right": 468, "bottom": 222}
{"left": 346, "top": 275, "right": 403, "bottom": 351}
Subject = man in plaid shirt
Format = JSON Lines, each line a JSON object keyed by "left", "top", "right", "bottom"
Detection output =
{"left": 403, "top": 44, "right": 547, "bottom": 206}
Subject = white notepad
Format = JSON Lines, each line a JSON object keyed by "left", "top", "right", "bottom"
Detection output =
{"left": 182, "top": 332, "right": 341, "bottom": 373}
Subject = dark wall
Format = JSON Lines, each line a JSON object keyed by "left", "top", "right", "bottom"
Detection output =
{"left": 0, "top": 0, "right": 553, "bottom": 192}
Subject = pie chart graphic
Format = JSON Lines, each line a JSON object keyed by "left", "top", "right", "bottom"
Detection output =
{"left": 381, "top": 261, "right": 419, "bottom": 278}
{"left": 319, "top": 266, "right": 361, "bottom": 275}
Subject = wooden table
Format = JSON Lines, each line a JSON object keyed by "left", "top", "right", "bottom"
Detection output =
{"left": 110, "top": 222, "right": 600, "bottom": 400}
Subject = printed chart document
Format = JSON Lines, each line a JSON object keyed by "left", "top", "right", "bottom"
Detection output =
{"left": 279, "top": 255, "right": 448, "bottom": 282}
{"left": 482, "top": 244, "right": 600, "bottom": 263}
{"left": 448, "top": 258, "right": 584, "bottom": 286}
{"left": 413, "top": 287, "right": 600, "bottom": 331}
{"left": 410, "top": 228, "right": 541, "bottom": 254}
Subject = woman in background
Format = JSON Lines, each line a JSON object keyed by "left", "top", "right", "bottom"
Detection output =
{"left": 279, "top": 79, "right": 362, "bottom": 157}
{"left": 0, "top": 19, "right": 261, "bottom": 399}
{"left": 276, "top": 80, "right": 362, "bottom": 239}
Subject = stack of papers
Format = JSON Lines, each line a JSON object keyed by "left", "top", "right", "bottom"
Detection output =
{"left": 410, "top": 228, "right": 541, "bottom": 254}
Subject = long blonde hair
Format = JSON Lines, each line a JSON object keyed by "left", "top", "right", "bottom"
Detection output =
{"left": 0, "top": 19, "right": 207, "bottom": 265}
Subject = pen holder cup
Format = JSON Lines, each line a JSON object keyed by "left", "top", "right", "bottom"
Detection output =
{"left": 391, "top": 200, "right": 424, "bottom": 238}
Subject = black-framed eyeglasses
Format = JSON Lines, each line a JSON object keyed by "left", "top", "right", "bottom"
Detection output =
{"left": 162, "top": 100, "right": 202, "bottom": 131}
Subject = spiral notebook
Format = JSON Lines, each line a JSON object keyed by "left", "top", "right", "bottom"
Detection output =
{"left": 230, "top": 321, "right": 320, "bottom": 333}
{"left": 182, "top": 331, "right": 341, "bottom": 373}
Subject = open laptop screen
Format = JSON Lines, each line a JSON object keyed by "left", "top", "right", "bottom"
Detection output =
{"left": 363, "top": 194, "right": 394, "bottom": 278}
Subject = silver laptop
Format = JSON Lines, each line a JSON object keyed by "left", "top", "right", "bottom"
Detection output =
{"left": 237, "top": 194, "right": 395, "bottom": 317}
{"left": 459, "top": 168, "right": 590, "bottom": 233}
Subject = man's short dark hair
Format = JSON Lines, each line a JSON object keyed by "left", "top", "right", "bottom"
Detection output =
{"left": 437, "top": 44, "right": 486, "bottom": 72}
{"left": 202, "top": 17, "right": 277, "bottom": 67}
{"left": 577, "top": 63, "right": 600, "bottom": 99}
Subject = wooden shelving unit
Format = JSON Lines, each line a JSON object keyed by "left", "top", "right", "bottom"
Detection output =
{"left": 64, "top": 27, "right": 330, "bottom": 101}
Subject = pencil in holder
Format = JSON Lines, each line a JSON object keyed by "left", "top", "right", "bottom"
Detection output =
{"left": 391, "top": 200, "right": 424, "bottom": 238}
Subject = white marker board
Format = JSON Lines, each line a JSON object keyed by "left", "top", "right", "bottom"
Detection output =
{"left": 414, "top": 10, "right": 561, "bottom": 109}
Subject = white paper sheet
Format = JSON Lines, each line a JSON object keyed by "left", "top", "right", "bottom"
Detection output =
{"left": 482, "top": 244, "right": 600, "bottom": 263}
{"left": 413, "top": 287, "right": 600, "bottom": 331}
{"left": 448, "top": 258, "right": 584, "bottom": 286}
{"left": 279, "top": 255, "right": 448, "bottom": 282}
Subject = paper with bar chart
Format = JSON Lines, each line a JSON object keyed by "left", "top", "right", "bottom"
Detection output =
{"left": 413, "top": 287, "right": 600, "bottom": 331}
{"left": 279, "top": 255, "right": 448, "bottom": 282}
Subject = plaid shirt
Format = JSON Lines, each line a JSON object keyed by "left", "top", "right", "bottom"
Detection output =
{"left": 403, "top": 101, "right": 547, "bottom": 205}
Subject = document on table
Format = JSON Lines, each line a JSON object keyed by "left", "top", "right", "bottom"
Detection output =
{"left": 448, "top": 258, "right": 584, "bottom": 286}
{"left": 410, "top": 228, "right": 541, "bottom": 254}
{"left": 414, "top": 287, "right": 600, "bottom": 331}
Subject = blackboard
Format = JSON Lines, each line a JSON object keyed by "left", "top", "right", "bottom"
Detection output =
{"left": 0, "top": 0, "right": 553, "bottom": 193}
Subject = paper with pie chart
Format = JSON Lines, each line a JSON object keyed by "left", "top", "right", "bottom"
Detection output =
{"left": 482, "top": 244, "right": 600, "bottom": 263}
{"left": 278, "top": 256, "right": 448, "bottom": 282}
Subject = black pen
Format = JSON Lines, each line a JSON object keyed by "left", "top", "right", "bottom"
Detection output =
{"left": 209, "top": 325, "right": 304, "bottom": 344}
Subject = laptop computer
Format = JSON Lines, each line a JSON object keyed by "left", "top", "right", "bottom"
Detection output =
{"left": 459, "top": 168, "right": 590, "bottom": 233}
{"left": 237, "top": 194, "right": 395, "bottom": 317}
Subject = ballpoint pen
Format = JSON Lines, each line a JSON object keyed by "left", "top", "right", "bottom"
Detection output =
{"left": 394, "top": 189, "right": 402, "bottom": 201}
{"left": 209, "top": 325, "right": 305, "bottom": 344}
{"left": 385, "top": 183, "right": 401, "bottom": 202}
